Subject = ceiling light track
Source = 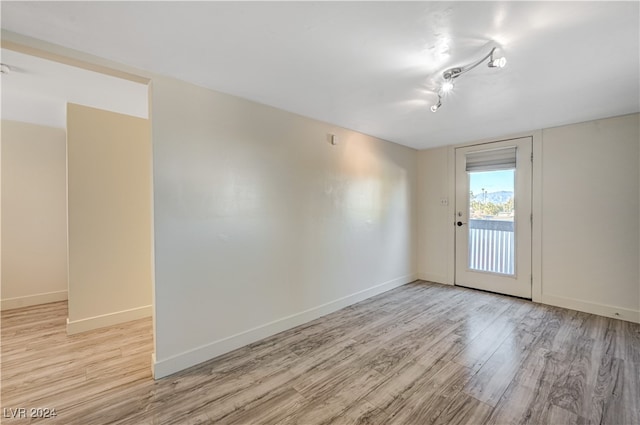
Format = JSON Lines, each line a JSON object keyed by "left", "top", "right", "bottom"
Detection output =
{"left": 431, "top": 47, "right": 506, "bottom": 112}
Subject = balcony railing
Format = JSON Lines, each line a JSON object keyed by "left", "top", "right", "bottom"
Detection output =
{"left": 468, "top": 219, "right": 514, "bottom": 275}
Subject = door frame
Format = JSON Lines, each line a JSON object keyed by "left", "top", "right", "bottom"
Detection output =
{"left": 442, "top": 131, "right": 543, "bottom": 303}
{"left": 454, "top": 137, "right": 532, "bottom": 298}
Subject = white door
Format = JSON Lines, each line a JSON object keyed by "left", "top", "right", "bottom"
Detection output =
{"left": 455, "top": 137, "right": 532, "bottom": 298}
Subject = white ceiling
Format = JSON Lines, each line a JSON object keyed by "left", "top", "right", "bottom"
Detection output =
{"left": 1, "top": 1, "right": 638, "bottom": 149}
{"left": 1, "top": 49, "right": 148, "bottom": 128}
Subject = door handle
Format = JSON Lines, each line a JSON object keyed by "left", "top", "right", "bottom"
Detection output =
{"left": 457, "top": 221, "right": 466, "bottom": 227}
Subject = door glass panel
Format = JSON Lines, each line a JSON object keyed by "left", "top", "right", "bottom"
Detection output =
{"left": 468, "top": 169, "right": 515, "bottom": 275}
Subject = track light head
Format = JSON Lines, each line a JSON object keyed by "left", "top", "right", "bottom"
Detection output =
{"left": 430, "top": 97, "right": 442, "bottom": 112}
{"left": 441, "top": 80, "right": 454, "bottom": 93}
{"left": 443, "top": 67, "right": 462, "bottom": 81}
{"left": 488, "top": 56, "right": 507, "bottom": 68}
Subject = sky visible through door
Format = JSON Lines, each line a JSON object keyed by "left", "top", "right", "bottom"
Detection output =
{"left": 469, "top": 169, "right": 515, "bottom": 221}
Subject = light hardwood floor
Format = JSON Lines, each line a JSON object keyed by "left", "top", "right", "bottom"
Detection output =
{"left": 2, "top": 281, "right": 639, "bottom": 424}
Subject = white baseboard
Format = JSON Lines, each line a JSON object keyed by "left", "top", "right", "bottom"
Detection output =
{"left": 1, "top": 290, "right": 68, "bottom": 311}
{"left": 540, "top": 293, "right": 640, "bottom": 324}
{"left": 418, "top": 273, "right": 452, "bottom": 285}
{"left": 153, "top": 273, "right": 416, "bottom": 379}
{"left": 67, "top": 304, "right": 152, "bottom": 335}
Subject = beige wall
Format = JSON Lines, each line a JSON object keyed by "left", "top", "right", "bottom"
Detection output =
{"left": 539, "top": 114, "right": 639, "bottom": 319}
{"left": 152, "top": 76, "right": 418, "bottom": 378}
{"left": 66, "top": 103, "right": 152, "bottom": 333}
{"left": 417, "top": 113, "right": 640, "bottom": 323}
{"left": 417, "top": 146, "right": 453, "bottom": 284}
{"left": 1, "top": 120, "right": 68, "bottom": 309}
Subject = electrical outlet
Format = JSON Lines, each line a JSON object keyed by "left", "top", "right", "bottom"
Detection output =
{"left": 440, "top": 198, "right": 448, "bottom": 206}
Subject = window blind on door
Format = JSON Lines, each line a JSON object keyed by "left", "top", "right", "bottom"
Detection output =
{"left": 465, "top": 146, "right": 517, "bottom": 172}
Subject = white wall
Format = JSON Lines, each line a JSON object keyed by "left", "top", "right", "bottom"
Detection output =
{"left": 417, "top": 146, "right": 453, "bottom": 284}
{"left": 417, "top": 113, "right": 640, "bottom": 323}
{"left": 539, "top": 114, "right": 639, "bottom": 322}
{"left": 66, "top": 103, "right": 152, "bottom": 333}
{"left": 152, "top": 76, "right": 417, "bottom": 378}
{"left": 1, "top": 120, "right": 68, "bottom": 310}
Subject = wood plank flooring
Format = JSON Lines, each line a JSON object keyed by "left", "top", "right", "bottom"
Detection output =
{"left": 2, "top": 281, "right": 639, "bottom": 424}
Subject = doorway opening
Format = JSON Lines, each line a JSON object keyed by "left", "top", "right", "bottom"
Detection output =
{"left": 1, "top": 45, "right": 155, "bottom": 408}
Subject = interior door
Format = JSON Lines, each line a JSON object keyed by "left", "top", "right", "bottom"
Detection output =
{"left": 455, "top": 137, "right": 532, "bottom": 298}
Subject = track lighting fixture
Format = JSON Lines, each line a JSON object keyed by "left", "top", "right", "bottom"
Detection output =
{"left": 431, "top": 47, "right": 506, "bottom": 112}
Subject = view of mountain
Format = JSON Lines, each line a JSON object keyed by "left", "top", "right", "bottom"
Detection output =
{"left": 472, "top": 190, "right": 513, "bottom": 204}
